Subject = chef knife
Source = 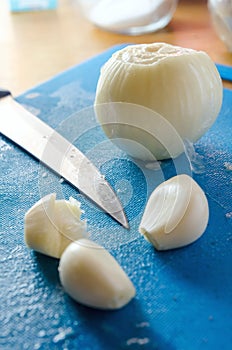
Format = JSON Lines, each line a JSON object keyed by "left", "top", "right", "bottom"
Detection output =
{"left": 0, "top": 89, "right": 128, "bottom": 228}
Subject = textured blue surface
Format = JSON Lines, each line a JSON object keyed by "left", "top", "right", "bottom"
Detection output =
{"left": 216, "top": 63, "right": 232, "bottom": 82}
{"left": 0, "top": 46, "right": 232, "bottom": 350}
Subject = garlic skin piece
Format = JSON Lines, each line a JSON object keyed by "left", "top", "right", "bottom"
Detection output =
{"left": 59, "top": 239, "right": 136, "bottom": 310}
{"left": 95, "top": 43, "right": 223, "bottom": 161}
{"left": 24, "top": 193, "right": 87, "bottom": 258}
{"left": 139, "top": 174, "right": 209, "bottom": 250}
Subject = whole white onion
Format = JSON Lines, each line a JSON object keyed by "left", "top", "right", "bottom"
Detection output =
{"left": 94, "top": 43, "right": 223, "bottom": 161}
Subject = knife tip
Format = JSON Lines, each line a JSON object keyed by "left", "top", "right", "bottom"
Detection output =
{"left": 122, "top": 220, "right": 130, "bottom": 230}
{"left": 112, "top": 209, "right": 129, "bottom": 230}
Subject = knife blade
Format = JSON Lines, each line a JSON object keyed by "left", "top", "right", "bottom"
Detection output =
{"left": 0, "top": 89, "right": 128, "bottom": 229}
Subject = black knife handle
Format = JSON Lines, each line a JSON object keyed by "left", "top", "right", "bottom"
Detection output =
{"left": 0, "top": 89, "right": 11, "bottom": 99}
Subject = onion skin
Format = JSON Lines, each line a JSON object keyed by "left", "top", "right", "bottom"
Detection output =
{"left": 95, "top": 43, "right": 223, "bottom": 161}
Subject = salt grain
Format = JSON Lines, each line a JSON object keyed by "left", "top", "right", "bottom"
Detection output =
{"left": 224, "top": 162, "right": 232, "bottom": 171}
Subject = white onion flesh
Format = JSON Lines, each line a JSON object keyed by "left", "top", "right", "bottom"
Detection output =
{"left": 95, "top": 43, "right": 223, "bottom": 161}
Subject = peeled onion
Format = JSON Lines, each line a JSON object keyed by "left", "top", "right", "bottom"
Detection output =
{"left": 94, "top": 43, "right": 223, "bottom": 161}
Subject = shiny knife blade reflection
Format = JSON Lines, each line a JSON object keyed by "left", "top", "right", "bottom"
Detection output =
{"left": 0, "top": 92, "right": 128, "bottom": 228}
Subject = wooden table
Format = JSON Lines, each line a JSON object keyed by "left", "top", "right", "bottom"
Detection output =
{"left": 0, "top": 0, "right": 231, "bottom": 96}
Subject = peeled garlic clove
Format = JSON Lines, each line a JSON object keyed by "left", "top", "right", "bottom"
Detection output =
{"left": 24, "top": 193, "right": 87, "bottom": 258}
{"left": 139, "top": 174, "right": 209, "bottom": 250}
{"left": 95, "top": 43, "right": 223, "bottom": 161}
{"left": 59, "top": 239, "right": 135, "bottom": 310}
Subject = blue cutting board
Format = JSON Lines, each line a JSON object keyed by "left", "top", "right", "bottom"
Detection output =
{"left": 0, "top": 45, "right": 232, "bottom": 350}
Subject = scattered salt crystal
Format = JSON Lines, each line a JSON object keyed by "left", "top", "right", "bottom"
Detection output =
{"left": 25, "top": 92, "right": 40, "bottom": 99}
{"left": 126, "top": 337, "right": 150, "bottom": 346}
{"left": 38, "top": 330, "right": 46, "bottom": 338}
{"left": 224, "top": 162, "right": 232, "bottom": 171}
{"left": 53, "top": 327, "right": 73, "bottom": 343}
{"left": 184, "top": 140, "right": 205, "bottom": 174}
{"left": 136, "top": 322, "right": 150, "bottom": 328}
{"left": 0, "top": 140, "right": 11, "bottom": 151}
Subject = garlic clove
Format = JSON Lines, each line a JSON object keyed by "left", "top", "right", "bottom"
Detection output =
{"left": 139, "top": 174, "right": 209, "bottom": 250}
{"left": 58, "top": 239, "right": 136, "bottom": 310}
{"left": 24, "top": 193, "right": 87, "bottom": 258}
{"left": 95, "top": 43, "right": 223, "bottom": 161}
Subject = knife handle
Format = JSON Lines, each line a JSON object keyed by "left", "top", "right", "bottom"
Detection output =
{"left": 0, "top": 89, "right": 11, "bottom": 99}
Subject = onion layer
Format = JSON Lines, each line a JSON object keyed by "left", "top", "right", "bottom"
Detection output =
{"left": 95, "top": 43, "right": 223, "bottom": 161}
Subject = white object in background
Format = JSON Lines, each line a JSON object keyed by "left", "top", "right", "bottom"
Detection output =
{"left": 77, "top": 0, "right": 178, "bottom": 35}
{"left": 9, "top": 0, "right": 58, "bottom": 12}
{"left": 208, "top": 0, "right": 232, "bottom": 52}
